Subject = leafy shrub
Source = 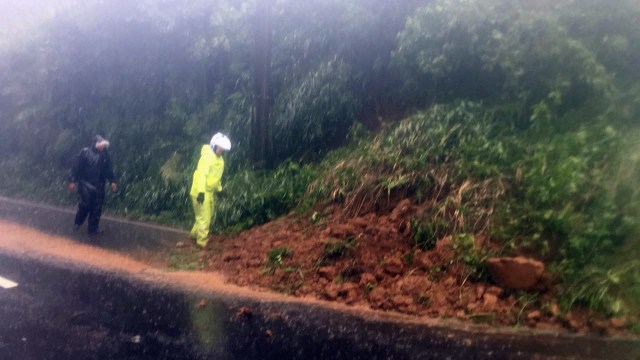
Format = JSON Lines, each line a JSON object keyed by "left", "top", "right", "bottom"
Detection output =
{"left": 393, "top": 0, "right": 615, "bottom": 120}
{"left": 111, "top": 176, "right": 192, "bottom": 227}
{"left": 213, "top": 160, "right": 315, "bottom": 233}
{"left": 452, "top": 233, "right": 491, "bottom": 281}
{"left": 307, "top": 102, "right": 513, "bottom": 216}
{"left": 411, "top": 218, "right": 440, "bottom": 251}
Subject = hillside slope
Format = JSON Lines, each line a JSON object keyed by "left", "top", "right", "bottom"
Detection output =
{"left": 172, "top": 102, "right": 640, "bottom": 336}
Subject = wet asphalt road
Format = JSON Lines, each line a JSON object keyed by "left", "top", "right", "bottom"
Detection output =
{"left": 4, "top": 253, "right": 640, "bottom": 360}
{"left": 1, "top": 197, "right": 640, "bottom": 359}
{"left": 0, "top": 196, "right": 186, "bottom": 253}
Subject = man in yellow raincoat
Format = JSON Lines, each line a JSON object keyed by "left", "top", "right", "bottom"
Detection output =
{"left": 189, "top": 132, "right": 231, "bottom": 247}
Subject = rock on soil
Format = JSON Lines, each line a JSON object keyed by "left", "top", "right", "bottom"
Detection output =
{"left": 485, "top": 256, "right": 545, "bottom": 290}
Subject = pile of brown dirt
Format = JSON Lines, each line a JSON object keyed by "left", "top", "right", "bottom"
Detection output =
{"left": 178, "top": 199, "right": 635, "bottom": 336}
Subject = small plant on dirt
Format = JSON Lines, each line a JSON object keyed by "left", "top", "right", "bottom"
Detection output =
{"left": 411, "top": 218, "right": 440, "bottom": 250}
{"left": 262, "top": 247, "right": 293, "bottom": 275}
{"left": 404, "top": 250, "right": 414, "bottom": 265}
{"left": 317, "top": 237, "right": 356, "bottom": 266}
{"left": 558, "top": 261, "right": 639, "bottom": 315}
{"left": 415, "top": 293, "right": 431, "bottom": 308}
{"left": 333, "top": 275, "right": 346, "bottom": 284}
{"left": 364, "top": 282, "right": 377, "bottom": 293}
{"left": 338, "top": 260, "right": 361, "bottom": 282}
{"left": 452, "top": 233, "right": 490, "bottom": 281}
{"left": 512, "top": 292, "right": 541, "bottom": 326}
{"left": 428, "top": 265, "right": 443, "bottom": 281}
{"left": 268, "top": 247, "right": 292, "bottom": 264}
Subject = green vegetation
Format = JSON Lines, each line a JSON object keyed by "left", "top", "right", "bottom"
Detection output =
{"left": 452, "top": 234, "right": 490, "bottom": 282}
{"left": 302, "top": 99, "right": 639, "bottom": 315}
{"left": 0, "top": 0, "right": 639, "bottom": 318}
{"left": 317, "top": 238, "right": 356, "bottom": 266}
{"left": 214, "top": 161, "right": 314, "bottom": 232}
{"left": 262, "top": 246, "right": 293, "bottom": 275}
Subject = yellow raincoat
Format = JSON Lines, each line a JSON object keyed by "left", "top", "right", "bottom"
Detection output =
{"left": 189, "top": 145, "right": 225, "bottom": 247}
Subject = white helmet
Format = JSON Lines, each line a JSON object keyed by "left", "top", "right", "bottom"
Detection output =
{"left": 210, "top": 132, "right": 231, "bottom": 151}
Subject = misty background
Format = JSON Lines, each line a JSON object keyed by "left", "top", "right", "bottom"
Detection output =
{"left": 0, "top": 0, "right": 639, "bottom": 318}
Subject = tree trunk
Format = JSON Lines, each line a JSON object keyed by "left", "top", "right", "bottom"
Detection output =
{"left": 251, "top": 0, "right": 272, "bottom": 168}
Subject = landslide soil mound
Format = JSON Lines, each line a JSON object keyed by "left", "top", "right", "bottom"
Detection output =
{"left": 176, "top": 199, "right": 633, "bottom": 336}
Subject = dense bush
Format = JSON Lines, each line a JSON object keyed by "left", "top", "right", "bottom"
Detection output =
{"left": 213, "top": 160, "right": 315, "bottom": 233}
{"left": 393, "top": 0, "right": 616, "bottom": 124}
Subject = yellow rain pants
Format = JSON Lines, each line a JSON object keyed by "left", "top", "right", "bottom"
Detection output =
{"left": 189, "top": 145, "right": 224, "bottom": 247}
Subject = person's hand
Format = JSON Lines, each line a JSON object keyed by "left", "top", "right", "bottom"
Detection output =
{"left": 197, "top": 192, "right": 205, "bottom": 204}
{"left": 110, "top": 182, "right": 118, "bottom": 192}
{"left": 217, "top": 188, "right": 226, "bottom": 200}
{"left": 68, "top": 182, "right": 76, "bottom": 192}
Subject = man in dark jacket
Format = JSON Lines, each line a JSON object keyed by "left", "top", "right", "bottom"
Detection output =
{"left": 68, "top": 135, "right": 117, "bottom": 236}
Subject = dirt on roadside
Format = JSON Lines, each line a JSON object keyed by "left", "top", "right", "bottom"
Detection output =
{"left": 181, "top": 198, "right": 636, "bottom": 337}
{"left": 0, "top": 211, "right": 633, "bottom": 338}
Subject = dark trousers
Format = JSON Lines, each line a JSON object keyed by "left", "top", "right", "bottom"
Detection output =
{"left": 74, "top": 187, "right": 105, "bottom": 234}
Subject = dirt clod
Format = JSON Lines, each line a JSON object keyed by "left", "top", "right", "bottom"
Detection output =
{"left": 196, "top": 299, "right": 207, "bottom": 309}
{"left": 236, "top": 306, "right": 253, "bottom": 318}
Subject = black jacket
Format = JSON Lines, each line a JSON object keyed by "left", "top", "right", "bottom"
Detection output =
{"left": 69, "top": 147, "right": 116, "bottom": 190}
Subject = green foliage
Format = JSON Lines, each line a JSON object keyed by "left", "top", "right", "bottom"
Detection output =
{"left": 307, "top": 102, "right": 513, "bottom": 221}
{"left": 513, "top": 292, "right": 541, "bottom": 326}
{"left": 263, "top": 246, "right": 293, "bottom": 275}
{"left": 112, "top": 177, "right": 192, "bottom": 227}
{"left": 394, "top": 0, "right": 616, "bottom": 120}
{"left": 272, "top": 60, "right": 359, "bottom": 161}
{"left": 558, "top": 262, "right": 639, "bottom": 315}
{"left": 0, "top": 156, "right": 74, "bottom": 207}
{"left": 213, "top": 161, "right": 315, "bottom": 233}
{"left": 317, "top": 238, "right": 356, "bottom": 266}
{"left": 307, "top": 94, "right": 640, "bottom": 315}
{"left": 495, "top": 122, "right": 640, "bottom": 314}
{"left": 268, "top": 247, "right": 292, "bottom": 265}
{"left": 452, "top": 234, "right": 491, "bottom": 281}
{"left": 411, "top": 218, "right": 441, "bottom": 251}
{"left": 557, "top": 0, "right": 640, "bottom": 85}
